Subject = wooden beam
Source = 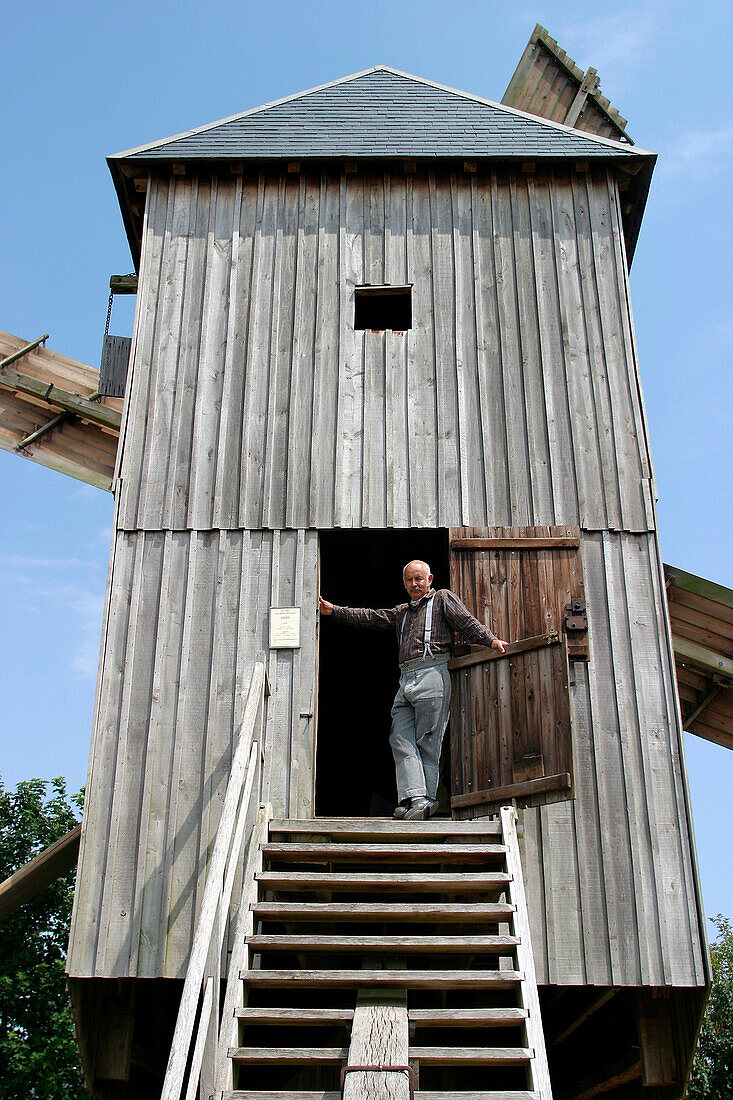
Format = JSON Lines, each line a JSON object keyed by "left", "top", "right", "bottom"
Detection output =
{"left": 0, "top": 823, "right": 81, "bottom": 918}
{"left": 684, "top": 685, "right": 723, "bottom": 731}
{"left": 0, "top": 365, "right": 121, "bottom": 431}
{"left": 451, "top": 536, "right": 579, "bottom": 550}
{"left": 0, "top": 333, "right": 49, "bottom": 369}
{"left": 109, "top": 274, "right": 138, "bottom": 294}
{"left": 574, "top": 1054, "right": 642, "bottom": 1100}
{"left": 448, "top": 632, "right": 560, "bottom": 671}
{"left": 564, "top": 68, "right": 599, "bottom": 127}
{"left": 552, "top": 989, "right": 616, "bottom": 1045}
{"left": 17, "top": 408, "right": 75, "bottom": 449}
{"left": 343, "top": 984, "right": 410, "bottom": 1100}
{"left": 673, "top": 636, "right": 733, "bottom": 682}
{"left": 666, "top": 564, "right": 733, "bottom": 610}
{"left": 451, "top": 773, "right": 571, "bottom": 811}
{"left": 637, "top": 992, "right": 677, "bottom": 1086}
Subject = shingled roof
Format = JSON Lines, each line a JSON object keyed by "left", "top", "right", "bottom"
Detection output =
{"left": 113, "top": 66, "right": 650, "bottom": 162}
{"left": 110, "top": 65, "right": 655, "bottom": 263}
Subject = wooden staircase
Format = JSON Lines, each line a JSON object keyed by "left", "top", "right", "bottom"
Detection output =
{"left": 222, "top": 807, "right": 551, "bottom": 1100}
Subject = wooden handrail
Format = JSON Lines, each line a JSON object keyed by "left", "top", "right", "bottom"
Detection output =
{"left": 161, "top": 657, "right": 268, "bottom": 1100}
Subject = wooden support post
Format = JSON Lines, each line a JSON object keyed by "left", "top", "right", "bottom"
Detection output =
{"left": 343, "top": 958, "right": 410, "bottom": 1100}
{"left": 637, "top": 991, "right": 677, "bottom": 1087}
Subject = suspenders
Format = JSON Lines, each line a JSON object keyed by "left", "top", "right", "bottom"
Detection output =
{"left": 400, "top": 592, "right": 436, "bottom": 658}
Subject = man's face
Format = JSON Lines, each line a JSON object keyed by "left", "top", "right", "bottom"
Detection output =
{"left": 403, "top": 562, "right": 433, "bottom": 601}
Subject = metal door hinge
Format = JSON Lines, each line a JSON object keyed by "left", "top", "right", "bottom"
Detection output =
{"left": 564, "top": 598, "right": 587, "bottom": 632}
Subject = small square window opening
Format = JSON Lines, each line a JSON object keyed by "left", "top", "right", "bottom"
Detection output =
{"left": 354, "top": 285, "right": 412, "bottom": 331}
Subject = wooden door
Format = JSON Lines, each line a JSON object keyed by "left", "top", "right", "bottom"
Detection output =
{"left": 448, "top": 525, "right": 587, "bottom": 813}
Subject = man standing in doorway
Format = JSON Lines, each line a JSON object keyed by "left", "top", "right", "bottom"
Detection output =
{"left": 319, "top": 561, "right": 507, "bottom": 820}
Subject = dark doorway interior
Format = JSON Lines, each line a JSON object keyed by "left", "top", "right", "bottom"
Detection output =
{"left": 316, "top": 528, "right": 450, "bottom": 817}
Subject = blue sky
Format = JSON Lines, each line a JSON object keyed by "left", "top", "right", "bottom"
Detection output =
{"left": 2, "top": 0, "right": 731, "bottom": 921}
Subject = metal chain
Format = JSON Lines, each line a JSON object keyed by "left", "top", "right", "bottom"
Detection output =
{"left": 104, "top": 291, "right": 114, "bottom": 339}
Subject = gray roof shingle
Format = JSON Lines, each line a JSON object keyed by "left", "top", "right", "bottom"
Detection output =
{"left": 112, "top": 66, "right": 652, "bottom": 162}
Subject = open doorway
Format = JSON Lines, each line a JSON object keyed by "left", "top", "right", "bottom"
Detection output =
{"left": 316, "top": 528, "right": 449, "bottom": 817}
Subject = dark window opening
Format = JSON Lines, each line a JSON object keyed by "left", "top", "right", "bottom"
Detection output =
{"left": 354, "top": 285, "right": 412, "bottom": 331}
{"left": 316, "top": 527, "right": 449, "bottom": 817}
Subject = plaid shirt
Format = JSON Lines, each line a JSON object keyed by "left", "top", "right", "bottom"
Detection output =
{"left": 332, "top": 589, "right": 496, "bottom": 665}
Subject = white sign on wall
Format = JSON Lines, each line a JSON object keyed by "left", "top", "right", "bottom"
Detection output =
{"left": 269, "top": 606, "right": 301, "bottom": 649}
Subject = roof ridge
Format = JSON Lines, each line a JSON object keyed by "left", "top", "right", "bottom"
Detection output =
{"left": 110, "top": 66, "right": 652, "bottom": 161}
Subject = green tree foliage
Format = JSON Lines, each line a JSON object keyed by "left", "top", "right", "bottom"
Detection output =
{"left": 688, "top": 914, "right": 733, "bottom": 1099}
{"left": 0, "top": 777, "right": 88, "bottom": 1098}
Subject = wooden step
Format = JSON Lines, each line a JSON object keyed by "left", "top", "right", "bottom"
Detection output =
{"left": 262, "top": 842, "right": 507, "bottom": 863}
{"left": 247, "top": 933, "right": 520, "bottom": 953}
{"left": 270, "top": 818, "right": 503, "bottom": 837}
{"left": 409, "top": 1007, "right": 528, "bottom": 1027}
{"left": 415, "top": 1094, "right": 538, "bottom": 1100}
{"left": 256, "top": 871, "right": 511, "bottom": 893}
{"left": 223, "top": 1092, "right": 539, "bottom": 1099}
{"left": 234, "top": 1007, "right": 354, "bottom": 1025}
{"left": 411, "top": 1046, "right": 532, "bottom": 1065}
{"left": 230, "top": 1044, "right": 531, "bottom": 1067}
{"left": 252, "top": 901, "right": 516, "bottom": 922}
{"left": 223, "top": 1093, "right": 342, "bottom": 1100}
{"left": 229, "top": 1047, "right": 347, "bottom": 1064}
{"left": 239, "top": 968, "right": 523, "bottom": 989}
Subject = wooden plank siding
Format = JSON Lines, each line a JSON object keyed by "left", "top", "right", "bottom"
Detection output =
{"left": 67, "top": 529, "right": 318, "bottom": 979}
{"left": 522, "top": 532, "right": 707, "bottom": 988}
{"left": 67, "top": 163, "right": 707, "bottom": 995}
{"left": 114, "top": 167, "right": 653, "bottom": 534}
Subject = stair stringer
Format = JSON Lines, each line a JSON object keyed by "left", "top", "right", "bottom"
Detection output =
{"left": 500, "top": 805, "right": 553, "bottom": 1100}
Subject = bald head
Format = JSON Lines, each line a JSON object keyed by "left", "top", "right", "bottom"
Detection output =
{"left": 403, "top": 560, "right": 433, "bottom": 601}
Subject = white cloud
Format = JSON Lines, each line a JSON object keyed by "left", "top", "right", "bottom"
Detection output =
{"left": 663, "top": 124, "right": 733, "bottom": 177}
{"left": 2, "top": 553, "right": 97, "bottom": 571}
{"left": 558, "top": 2, "right": 663, "bottom": 82}
{"left": 0, "top": 557, "right": 106, "bottom": 682}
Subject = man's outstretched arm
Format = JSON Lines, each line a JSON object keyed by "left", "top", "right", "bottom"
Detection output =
{"left": 318, "top": 597, "right": 398, "bottom": 631}
{"left": 441, "top": 590, "right": 508, "bottom": 653}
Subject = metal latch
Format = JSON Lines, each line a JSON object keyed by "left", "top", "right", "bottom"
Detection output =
{"left": 564, "top": 598, "right": 587, "bottom": 632}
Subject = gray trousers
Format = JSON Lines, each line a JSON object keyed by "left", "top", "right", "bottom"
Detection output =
{"left": 389, "top": 655, "right": 452, "bottom": 802}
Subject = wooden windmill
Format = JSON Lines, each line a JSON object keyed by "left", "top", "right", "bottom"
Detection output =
{"left": 1, "top": 26, "right": 722, "bottom": 1100}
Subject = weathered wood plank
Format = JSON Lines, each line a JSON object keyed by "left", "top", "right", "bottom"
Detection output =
{"left": 471, "top": 174, "right": 509, "bottom": 524}
{"left": 261, "top": 842, "right": 507, "bottom": 862}
{"left": 263, "top": 176, "right": 299, "bottom": 527}
{"left": 407, "top": 174, "right": 438, "bottom": 526}
{"left": 246, "top": 934, "right": 520, "bottom": 953}
{"left": 164, "top": 174, "right": 211, "bottom": 526}
{"left": 452, "top": 774, "right": 570, "bottom": 810}
{"left": 239, "top": 968, "right": 523, "bottom": 988}
{"left": 285, "top": 176, "right": 319, "bottom": 529}
{"left": 252, "top": 901, "right": 515, "bottom": 922}
{"left": 269, "top": 818, "right": 503, "bottom": 835}
{"left": 409, "top": 1007, "right": 528, "bottom": 1026}
{"left": 334, "top": 173, "right": 364, "bottom": 527}
{"left": 0, "top": 824, "right": 80, "bottom": 919}
{"left": 256, "top": 871, "right": 511, "bottom": 892}
{"left": 344, "top": 986, "right": 409, "bottom": 1100}
{"left": 188, "top": 178, "right": 235, "bottom": 528}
